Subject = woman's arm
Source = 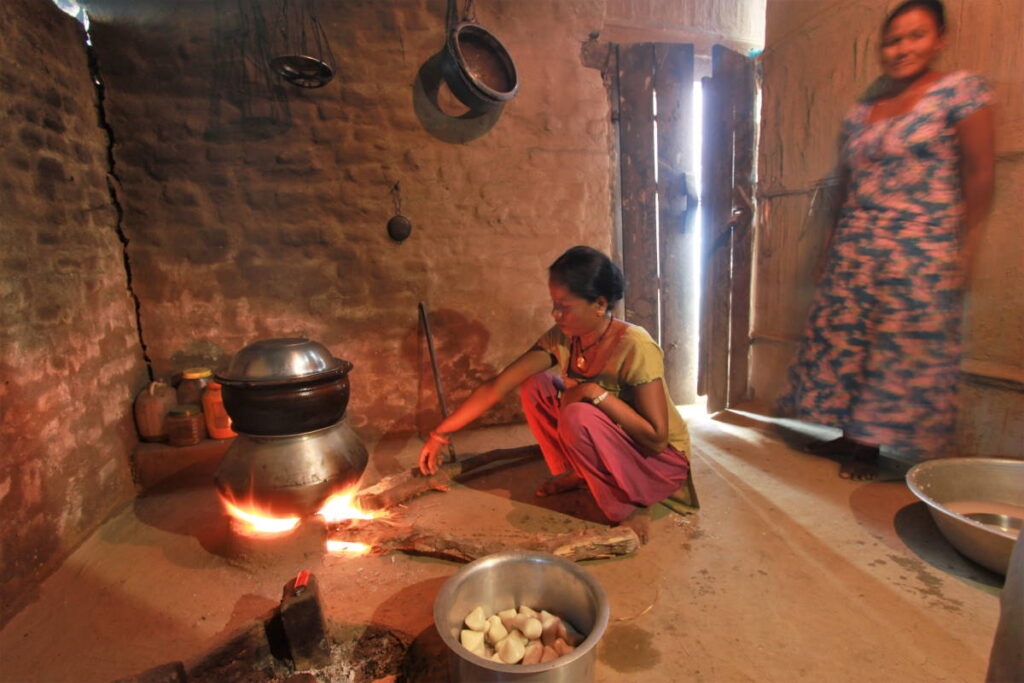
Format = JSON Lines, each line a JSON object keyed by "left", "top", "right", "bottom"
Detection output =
{"left": 956, "top": 105, "right": 996, "bottom": 277}
{"left": 561, "top": 379, "right": 669, "bottom": 455}
{"left": 419, "top": 348, "right": 553, "bottom": 474}
{"left": 813, "top": 164, "right": 850, "bottom": 283}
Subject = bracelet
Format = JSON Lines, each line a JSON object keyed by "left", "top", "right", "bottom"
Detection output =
{"left": 429, "top": 430, "right": 451, "bottom": 444}
{"left": 591, "top": 390, "right": 609, "bottom": 406}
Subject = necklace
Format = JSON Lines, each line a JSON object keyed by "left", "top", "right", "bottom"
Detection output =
{"left": 572, "top": 318, "right": 612, "bottom": 371}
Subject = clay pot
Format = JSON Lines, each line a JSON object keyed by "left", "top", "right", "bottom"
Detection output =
{"left": 219, "top": 373, "right": 350, "bottom": 436}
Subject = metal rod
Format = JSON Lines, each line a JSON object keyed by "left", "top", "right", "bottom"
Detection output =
{"left": 419, "top": 302, "right": 456, "bottom": 463}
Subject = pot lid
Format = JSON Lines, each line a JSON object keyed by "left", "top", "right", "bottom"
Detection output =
{"left": 218, "top": 337, "right": 346, "bottom": 383}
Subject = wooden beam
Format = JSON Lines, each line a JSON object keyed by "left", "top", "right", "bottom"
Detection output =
{"left": 618, "top": 44, "right": 659, "bottom": 339}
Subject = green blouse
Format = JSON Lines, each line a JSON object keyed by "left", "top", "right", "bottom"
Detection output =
{"left": 533, "top": 322, "right": 690, "bottom": 455}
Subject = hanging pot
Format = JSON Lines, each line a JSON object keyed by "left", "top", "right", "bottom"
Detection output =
{"left": 441, "top": 21, "right": 518, "bottom": 112}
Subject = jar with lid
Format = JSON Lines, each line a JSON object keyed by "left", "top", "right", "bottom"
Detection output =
{"left": 177, "top": 367, "right": 212, "bottom": 407}
{"left": 166, "top": 404, "right": 207, "bottom": 446}
{"left": 202, "top": 382, "right": 237, "bottom": 440}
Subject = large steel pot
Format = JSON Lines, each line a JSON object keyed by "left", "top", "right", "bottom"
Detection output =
{"left": 215, "top": 338, "right": 352, "bottom": 436}
{"left": 215, "top": 420, "right": 368, "bottom": 518}
{"left": 434, "top": 551, "right": 608, "bottom": 682}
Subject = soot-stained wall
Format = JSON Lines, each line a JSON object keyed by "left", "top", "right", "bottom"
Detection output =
{"left": 85, "top": 0, "right": 615, "bottom": 444}
{"left": 0, "top": 0, "right": 149, "bottom": 626}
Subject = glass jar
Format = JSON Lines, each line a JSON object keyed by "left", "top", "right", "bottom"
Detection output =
{"left": 166, "top": 404, "right": 206, "bottom": 446}
{"left": 177, "top": 367, "right": 212, "bottom": 407}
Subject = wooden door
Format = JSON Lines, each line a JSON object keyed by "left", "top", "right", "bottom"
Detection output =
{"left": 617, "top": 43, "right": 698, "bottom": 404}
{"left": 698, "top": 45, "right": 756, "bottom": 412}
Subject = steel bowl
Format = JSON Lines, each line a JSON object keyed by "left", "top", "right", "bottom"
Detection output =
{"left": 217, "top": 337, "right": 346, "bottom": 385}
{"left": 214, "top": 420, "right": 368, "bottom": 518}
{"left": 434, "top": 551, "right": 608, "bottom": 682}
{"left": 906, "top": 457, "right": 1024, "bottom": 575}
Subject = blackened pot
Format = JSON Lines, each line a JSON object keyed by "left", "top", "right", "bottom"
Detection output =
{"left": 441, "top": 22, "right": 518, "bottom": 112}
{"left": 219, "top": 370, "right": 350, "bottom": 436}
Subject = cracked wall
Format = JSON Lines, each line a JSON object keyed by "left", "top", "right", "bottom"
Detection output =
{"left": 0, "top": 0, "right": 149, "bottom": 626}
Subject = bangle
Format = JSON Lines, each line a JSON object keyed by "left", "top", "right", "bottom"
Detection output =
{"left": 429, "top": 431, "right": 451, "bottom": 444}
{"left": 591, "top": 390, "right": 609, "bottom": 406}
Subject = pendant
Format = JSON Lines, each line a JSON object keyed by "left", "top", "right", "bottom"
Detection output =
{"left": 576, "top": 355, "right": 586, "bottom": 371}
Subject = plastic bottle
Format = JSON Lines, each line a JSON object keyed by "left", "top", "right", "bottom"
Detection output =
{"left": 134, "top": 380, "right": 177, "bottom": 442}
{"left": 202, "top": 381, "right": 237, "bottom": 439}
{"left": 177, "top": 367, "right": 212, "bottom": 407}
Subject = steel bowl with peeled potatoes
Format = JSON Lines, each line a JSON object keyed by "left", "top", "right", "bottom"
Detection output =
{"left": 216, "top": 338, "right": 352, "bottom": 435}
{"left": 434, "top": 551, "right": 609, "bottom": 682}
{"left": 906, "top": 457, "right": 1024, "bottom": 575}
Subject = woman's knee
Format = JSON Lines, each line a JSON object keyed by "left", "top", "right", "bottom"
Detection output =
{"left": 558, "top": 402, "right": 599, "bottom": 446}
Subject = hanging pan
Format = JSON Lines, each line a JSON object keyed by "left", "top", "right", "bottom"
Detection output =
{"left": 440, "top": 1, "right": 519, "bottom": 111}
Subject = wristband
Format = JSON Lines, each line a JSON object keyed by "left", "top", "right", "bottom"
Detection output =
{"left": 429, "top": 430, "right": 451, "bottom": 444}
{"left": 591, "top": 390, "right": 609, "bottom": 406}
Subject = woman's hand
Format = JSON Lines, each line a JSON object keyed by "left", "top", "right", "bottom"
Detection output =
{"left": 418, "top": 432, "right": 448, "bottom": 475}
{"left": 559, "top": 379, "right": 603, "bottom": 407}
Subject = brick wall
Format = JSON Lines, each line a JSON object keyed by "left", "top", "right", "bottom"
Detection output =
{"left": 0, "top": 0, "right": 148, "bottom": 626}
{"left": 88, "top": 0, "right": 615, "bottom": 441}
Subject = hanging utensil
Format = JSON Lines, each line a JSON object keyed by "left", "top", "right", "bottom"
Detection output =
{"left": 267, "top": 0, "right": 336, "bottom": 88}
{"left": 440, "top": 0, "right": 518, "bottom": 111}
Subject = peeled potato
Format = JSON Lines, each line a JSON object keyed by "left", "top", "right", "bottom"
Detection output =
{"left": 461, "top": 628, "right": 485, "bottom": 654}
{"left": 553, "top": 637, "right": 574, "bottom": 656}
{"left": 522, "top": 641, "right": 544, "bottom": 665}
{"left": 498, "top": 607, "right": 518, "bottom": 630}
{"left": 520, "top": 616, "right": 543, "bottom": 640}
{"left": 563, "top": 620, "right": 584, "bottom": 646}
{"left": 485, "top": 614, "right": 508, "bottom": 645}
{"left": 540, "top": 645, "right": 560, "bottom": 663}
{"left": 497, "top": 634, "right": 526, "bottom": 664}
{"left": 464, "top": 605, "right": 487, "bottom": 632}
{"left": 518, "top": 605, "right": 538, "bottom": 619}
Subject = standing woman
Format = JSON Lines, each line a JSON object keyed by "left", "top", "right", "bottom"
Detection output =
{"left": 779, "top": 0, "right": 995, "bottom": 479}
{"left": 419, "top": 246, "right": 691, "bottom": 541}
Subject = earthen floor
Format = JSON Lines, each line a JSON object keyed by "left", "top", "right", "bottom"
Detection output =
{"left": 0, "top": 407, "right": 1004, "bottom": 682}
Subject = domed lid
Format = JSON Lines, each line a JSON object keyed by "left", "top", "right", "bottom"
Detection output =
{"left": 217, "top": 338, "right": 348, "bottom": 384}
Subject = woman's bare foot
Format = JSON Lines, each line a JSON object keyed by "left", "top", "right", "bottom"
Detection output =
{"left": 838, "top": 445, "right": 880, "bottom": 481}
{"left": 535, "top": 472, "right": 586, "bottom": 497}
{"left": 617, "top": 507, "right": 652, "bottom": 544}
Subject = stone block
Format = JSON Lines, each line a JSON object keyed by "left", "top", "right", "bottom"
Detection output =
{"left": 278, "top": 570, "right": 331, "bottom": 670}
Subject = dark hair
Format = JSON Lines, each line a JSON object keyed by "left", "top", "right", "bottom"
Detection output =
{"left": 883, "top": 0, "right": 946, "bottom": 34}
{"left": 548, "top": 246, "right": 625, "bottom": 306}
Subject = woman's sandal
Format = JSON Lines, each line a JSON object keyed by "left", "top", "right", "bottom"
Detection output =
{"left": 838, "top": 445, "right": 880, "bottom": 481}
{"left": 535, "top": 473, "right": 586, "bottom": 497}
{"left": 804, "top": 436, "right": 859, "bottom": 456}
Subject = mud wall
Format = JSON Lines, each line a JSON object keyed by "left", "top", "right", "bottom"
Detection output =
{"left": 0, "top": 0, "right": 149, "bottom": 625}
{"left": 755, "top": 0, "right": 1024, "bottom": 456}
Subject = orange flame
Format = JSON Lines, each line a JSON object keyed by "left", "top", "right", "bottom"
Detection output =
{"left": 325, "top": 539, "right": 371, "bottom": 555}
{"left": 316, "top": 490, "right": 379, "bottom": 523}
{"left": 221, "top": 497, "right": 300, "bottom": 535}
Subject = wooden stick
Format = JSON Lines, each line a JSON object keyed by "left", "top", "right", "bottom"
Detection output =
{"left": 327, "top": 518, "right": 639, "bottom": 562}
{"left": 355, "top": 446, "right": 541, "bottom": 512}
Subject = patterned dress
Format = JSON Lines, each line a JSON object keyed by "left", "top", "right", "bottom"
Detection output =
{"left": 778, "top": 71, "right": 992, "bottom": 458}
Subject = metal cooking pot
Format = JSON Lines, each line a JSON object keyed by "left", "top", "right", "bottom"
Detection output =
{"left": 220, "top": 374, "right": 350, "bottom": 436}
{"left": 441, "top": 21, "right": 518, "bottom": 111}
{"left": 215, "top": 420, "right": 369, "bottom": 518}
{"left": 215, "top": 338, "right": 352, "bottom": 436}
{"left": 434, "top": 551, "right": 608, "bottom": 682}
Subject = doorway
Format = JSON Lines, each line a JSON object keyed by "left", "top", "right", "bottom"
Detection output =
{"left": 614, "top": 43, "right": 756, "bottom": 412}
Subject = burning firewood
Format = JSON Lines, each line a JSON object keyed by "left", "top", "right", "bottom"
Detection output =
{"left": 326, "top": 518, "right": 639, "bottom": 562}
